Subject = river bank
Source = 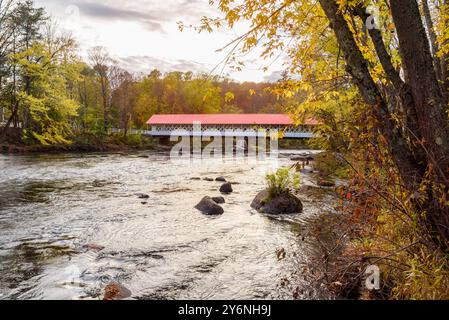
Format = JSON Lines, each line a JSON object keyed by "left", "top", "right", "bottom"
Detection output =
{"left": 0, "top": 133, "right": 170, "bottom": 154}
{"left": 0, "top": 131, "right": 313, "bottom": 155}
{"left": 0, "top": 142, "right": 170, "bottom": 154}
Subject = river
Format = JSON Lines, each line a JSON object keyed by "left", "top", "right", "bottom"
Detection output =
{"left": 0, "top": 151, "right": 336, "bottom": 300}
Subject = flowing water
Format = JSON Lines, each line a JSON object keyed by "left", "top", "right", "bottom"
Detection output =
{"left": 0, "top": 151, "right": 335, "bottom": 300}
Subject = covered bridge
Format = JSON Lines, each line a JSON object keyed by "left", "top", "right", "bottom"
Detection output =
{"left": 146, "top": 114, "right": 319, "bottom": 139}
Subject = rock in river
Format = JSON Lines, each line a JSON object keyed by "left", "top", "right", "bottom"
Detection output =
{"left": 212, "top": 196, "right": 225, "bottom": 204}
{"left": 215, "top": 176, "right": 227, "bottom": 182}
{"left": 103, "top": 282, "right": 132, "bottom": 300}
{"left": 136, "top": 193, "right": 150, "bottom": 199}
{"left": 219, "top": 183, "right": 233, "bottom": 194}
{"left": 203, "top": 178, "right": 214, "bottom": 182}
{"left": 251, "top": 189, "right": 303, "bottom": 214}
{"left": 195, "top": 196, "right": 224, "bottom": 215}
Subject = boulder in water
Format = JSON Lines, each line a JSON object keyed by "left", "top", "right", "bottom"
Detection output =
{"left": 212, "top": 196, "right": 225, "bottom": 204}
{"left": 136, "top": 193, "right": 150, "bottom": 199}
{"left": 251, "top": 189, "right": 303, "bottom": 214}
{"left": 219, "top": 183, "right": 233, "bottom": 194}
{"left": 103, "top": 282, "right": 132, "bottom": 300}
{"left": 215, "top": 176, "right": 227, "bottom": 182}
{"left": 195, "top": 196, "right": 224, "bottom": 215}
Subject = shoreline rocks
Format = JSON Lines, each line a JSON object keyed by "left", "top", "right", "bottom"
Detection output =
{"left": 251, "top": 189, "right": 303, "bottom": 214}
{"left": 215, "top": 177, "right": 227, "bottom": 182}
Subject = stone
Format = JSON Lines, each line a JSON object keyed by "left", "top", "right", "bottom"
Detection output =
{"left": 103, "top": 282, "right": 132, "bottom": 300}
{"left": 215, "top": 177, "right": 227, "bottom": 182}
{"left": 195, "top": 196, "right": 224, "bottom": 215}
{"left": 211, "top": 196, "right": 225, "bottom": 204}
{"left": 251, "top": 189, "right": 303, "bottom": 214}
{"left": 219, "top": 183, "right": 233, "bottom": 194}
{"left": 136, "top": 193, "right": 150, "bottom": 199}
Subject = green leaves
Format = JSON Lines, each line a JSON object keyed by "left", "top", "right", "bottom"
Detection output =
{"left": 266, "top": 168, "right": 300, "bottom": 198}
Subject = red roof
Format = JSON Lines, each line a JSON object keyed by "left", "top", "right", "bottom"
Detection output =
{"left": 147, "top": 114, "right": 319, "bottom": 126}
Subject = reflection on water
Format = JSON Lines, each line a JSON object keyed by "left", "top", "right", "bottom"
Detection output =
{"left": 0, "top": 151, "right": 334, "bottom": 300}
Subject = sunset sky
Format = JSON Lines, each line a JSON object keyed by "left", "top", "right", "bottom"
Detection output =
{"left": 36, "top": 0, "right": 285, "bottom": 82}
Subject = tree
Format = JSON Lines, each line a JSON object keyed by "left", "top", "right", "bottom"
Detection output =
{"left": 0, "top": 0, "right": 48, "bottom": 139}
{"left": 11, "top": 28, "right": 80, "bottom": 144}
{"left": 203, "top": 0, "right": 449, "bottom": 251}
{"left": 11, "top": 0, "right": 46, "bottom": 129}
{"left": 183, "top": 76, "right": 222, "bottom": 114}
{"left": 88, "top": 46, "right": 115, "bottom": 131}
{"left": 111, "top": 69, "right": 136, "bottom": 135}
{"left": 0, "top": 0, "right": 15, "bottom": 125}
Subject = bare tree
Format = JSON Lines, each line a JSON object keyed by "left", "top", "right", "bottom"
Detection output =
{"left": 0, "top": 0, "right": 15, "bottom": 125}
{"left": 89, "top": 46, "right": 113, "bottom": 131}
{"left": 111, "top": 69, "right": 135, "bottom": 135}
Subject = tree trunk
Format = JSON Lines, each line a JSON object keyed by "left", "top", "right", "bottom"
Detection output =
{"left": 100, "top": 77, "right": 109, "bottom": 131}
{"left": 318, "top": 0, "right": 422, "bottom": 188}
{"left": 319, "top": 0, "right": 449, "bottom": 251}
{"left": 422, "top": 0, "right": 443, "bottom": 85}
{"left": 390, "top": 0, "right": 449, "bottom": 176}
{"left": 443, "top": 0, "right": 449, "bottom": 102}
{"left": 0, "top": 75, "right": 3, "bottom": 123}
{"left": 390, "top": 0, "right": 449, "bottom": 251}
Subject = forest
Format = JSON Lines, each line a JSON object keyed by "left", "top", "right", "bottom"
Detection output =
{"left": 0, "top": 0, "right": 289, "bottom": 146}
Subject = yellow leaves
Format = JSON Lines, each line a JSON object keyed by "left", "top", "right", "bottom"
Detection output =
{"left": 386, "top": 22, "right": 395, "bottom": 32}
{"left": 224, "top": 91, "right": 235, "bottom": 103}
{"left": 226, "top": 9, "right": 240, "bottom": 27}
{"left": 436, "top": 4, "right": 449, "bottom": 58}
{"left": 248, "top": 89, "right": 256, "bottom": 96}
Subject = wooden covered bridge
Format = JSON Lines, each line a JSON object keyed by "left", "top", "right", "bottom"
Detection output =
{"left": 144, "top": 114, "right": 319, "bottom": 139}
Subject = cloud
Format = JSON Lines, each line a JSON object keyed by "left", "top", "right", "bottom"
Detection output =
{"left": 76, "top": 1, "right": 165, "bottom": 32}
{"left": 263, "top": 70, "right": 283, "bottom": 83}
{"left": 39, "top": 0, "right": 215, "bottom": 32}
{"left": 117, "top": 55, "right": 208, "bottom": 76}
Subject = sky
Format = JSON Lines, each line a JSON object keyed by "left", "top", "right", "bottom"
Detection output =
{"left": 35, "top": 0, "right": 285, "bottom": 83}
